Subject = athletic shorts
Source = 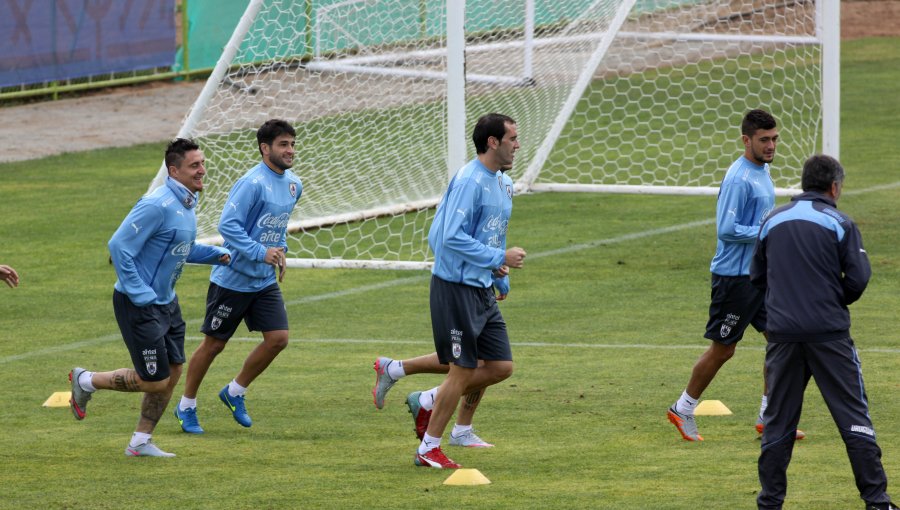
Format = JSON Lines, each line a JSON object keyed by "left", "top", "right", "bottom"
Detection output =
{"left": 429, "top": 275, "right": 512, "bottom": 369}
{"left": 200, "top": 282, "right": 289, "bottom": 341}
{"left": 704, "top": 274, "right": 766, "bottom": 345}
{"left": 113, "top": 290, "right": 186, "bottom": 382}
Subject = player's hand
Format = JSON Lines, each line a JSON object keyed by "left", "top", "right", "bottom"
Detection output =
{"left": 493, "top": 265, "right": 509, "bottom": 278}
{"left": 218, "top": 253, "right": 231, "bottom": 265}
{"left": 493, "top": 274, "right": 509, "bottom": 300}
{"left": 265, "top": 247, "right": 287, "bottom": 282}
{"left": 0, "top": 265, "right": 19, "bottom": 288}
{"left": 504, "top": 247, "right": 526, "bottom": 269}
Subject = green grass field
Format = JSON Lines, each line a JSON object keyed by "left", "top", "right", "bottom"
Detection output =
{"left": 0, "top": 37, "right": 898, "bottom": 509}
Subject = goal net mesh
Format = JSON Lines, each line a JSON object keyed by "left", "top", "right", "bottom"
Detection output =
{"left": 174, "top": 0, "right": 822, "bottom": 267}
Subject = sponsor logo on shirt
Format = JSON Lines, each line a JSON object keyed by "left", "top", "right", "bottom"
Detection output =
{"left": 171, "top": 241, "right": 192, "bottom": 257}
{"left": 257, "top": 212, "right": 290, "bottom": 230}
{"left": 482, "top": 213, "right": 509, "bottom": 233}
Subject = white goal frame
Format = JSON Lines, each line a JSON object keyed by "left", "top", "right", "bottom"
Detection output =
{"left": 150, "top": 0, "right": 839, "bottom": 270}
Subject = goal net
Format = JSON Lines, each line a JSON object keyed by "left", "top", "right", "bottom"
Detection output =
{"left": 152, "top": 0, "right": 834, "bottom": 270}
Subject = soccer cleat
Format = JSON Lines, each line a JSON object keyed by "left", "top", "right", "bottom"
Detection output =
{"left": 125, "top": 441, "right": 176, "bottom": 457}
{"left": 372, "top": 356, "right": 397, "bottom": 410}
{"left": 68, "top": 367, "right": 92, "bottom": 420}
{"left": 449, "top": 429, "right": 494, "bottom": 448}
{"left": 667, "top": 406, "right": 703, "bottom": 441}
{"left": 219, "top": 385, "right": 252, "bottom": 427}
{"left": 865, "top": 502, "right": 900, "bottom": 510}
{"left": 174, "top": 406, "right": 204, "bottom": 434}
{"left": 756, "top": 416, "right": 806, "bottom": 440}
{"left": 414, "top": 447, "right": 461, "bottom": 469}
{"left": 406, "top": 391, "right": 431, "bottom": 440}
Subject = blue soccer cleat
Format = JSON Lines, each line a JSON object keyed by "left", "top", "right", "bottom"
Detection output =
{"left": 174, "top": 405, "right": 204, "bottom": 434}
{"left": 219, "top": 385, "right": 252, "bottom": 427}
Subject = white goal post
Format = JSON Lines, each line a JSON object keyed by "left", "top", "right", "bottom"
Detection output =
{"left": 150, "top": 0, "right": 838, "bottom": 270}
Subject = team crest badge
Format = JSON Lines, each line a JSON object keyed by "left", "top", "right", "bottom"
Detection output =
{"left": 146, "top": 362, "right": 157, "bottom": 376}
{"left": 720, "top": 324, "right": 732, "bottom": 338}
{"left": 289, "top": 183, "right": 297, "bottom": 198}
{"left": 211, "top": 317, "right": 222, "bottom": 330}
{"left": 452, "top": 341, "right": 462, "bottom": 359}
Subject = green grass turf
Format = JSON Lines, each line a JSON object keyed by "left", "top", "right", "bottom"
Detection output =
{"left": 0, "top": 37, "right": 898, "bottom": 509}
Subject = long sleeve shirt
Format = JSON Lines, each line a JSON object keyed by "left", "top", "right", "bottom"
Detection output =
{"left": 210, "top": 162, "right": 303, "bottom": 292}
{"left": 109, "top": 177, "right": 229, "bottom": 306}
{"left": 709, "top": 155, "right": 775, "bottom": 276}
{"left": 428, "top": 158, "right": 511, "bottom": 289}
{"left": 750, "top": 191, "right": 870, "bottom": 342}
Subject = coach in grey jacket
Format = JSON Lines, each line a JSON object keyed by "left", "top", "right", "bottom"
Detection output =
{"left": 750, "top": 154, "right": 895, "bottom": 510}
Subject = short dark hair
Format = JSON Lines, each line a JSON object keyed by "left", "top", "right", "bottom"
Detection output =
{"left": 801, "top": 154, "right": 845, "bottom": 193}
{"left": 165, "top": 138, "right": 200, "bottom": 169}
{"left": 257, "top": 119, "right": 296, "bottom": 156}
{"left": 472, "top": 113, "right": 516, "bottom": 154}
{"left": 741, "top": 109, "right": 777, "bottom": 137}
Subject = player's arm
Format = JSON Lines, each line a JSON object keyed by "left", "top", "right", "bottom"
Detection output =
{"left": 839, "top": 222, "right": 871, "bottom": 305}
{"left": 218, "top": 179, "right": 268, "bottom": 263}
{"left": 716, "top": 180, "right": 760, "bottom": 243}
{"left": 440, "top": 180, "right": 505, "bottom": 269}
{"left": 749, "top": 227, "right": 768, "bottom": 290}
{"left": 108, "top": 200, "right": 163, "bottom": 306}
{"left": 492, "top": 272, "right": 510, "bottom": 300}
{"left": 187, "top": 244, "right": 232, "bottom": 266}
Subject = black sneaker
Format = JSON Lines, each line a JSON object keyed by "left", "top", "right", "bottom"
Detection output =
{"left": 865, "top": 502, "right": 899, "bottom": 510}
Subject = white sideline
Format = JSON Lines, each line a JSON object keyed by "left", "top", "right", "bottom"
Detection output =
{"left": 185, "top": 335, "right": 900, "bottom": 354}
{"left": 5, "top": 180, "right": 900, "bottom": 366}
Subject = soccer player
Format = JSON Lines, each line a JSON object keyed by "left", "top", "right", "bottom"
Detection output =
{"left": 411, "top": 113, "right": 526, "bottom": 469}
{"left": 374, "top": 168, "right": 516, "bottom": 450}
{"left": 667, "top": 109, "right": 804, "bottom": 441}
{"left": 68, "top": 138, "right": 231, "bottom": 457}
{"left": 174, "top": 119, "right": 302, "bottom": 433}
{"left": 751, "top": 155, "right": 896, "bottom": 510}
{"left": 1, "top": 264, "right": 19, "bottom": 288}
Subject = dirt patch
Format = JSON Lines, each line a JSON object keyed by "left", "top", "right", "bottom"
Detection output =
{"left": 842, "top": 0, "right": 900, "bottom": 39}
{"left": 1, "top": 1, "right": 896, "bottom": 164}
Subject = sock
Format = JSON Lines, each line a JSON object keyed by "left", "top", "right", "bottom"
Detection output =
{"left": 179, "top": 396, "right": 197, "bottom": 411}
{"left": 759, "top": 395, "right": 768, "bottom": 419}
{"left": 228, "top": 379, "right": 247, "bottom": 397}
{"left": 129, "top": 432, "right": 152, "bottom": 448}
{"left": 418, "top": 433, "right": 441, "bottom": 455}
{"left": 451, "top": 424, "right": 472, "bottom": 437}
{"left": 419, "top": 386, "right": 439, "bottom": 411}
{"left": 675, "top": 390, "right": 698, "bottom": 415}
{"left": 387, "top": 360, "right": 406, "bottom": 380}
{"left": 78, "top": 371, "right": 96, "bottom": 392}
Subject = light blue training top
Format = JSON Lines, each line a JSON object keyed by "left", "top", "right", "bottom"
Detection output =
{"left": 428, "top": 158, "right": 513, "bottom": 290}
{"left": 210, "top": 162, "right": 303, "bottom": 292}
{"left": 109, "top": 177, "right": 229, "bottom": 306}
{"left": 709, "top": 155, "right": 775, "bottom": 276}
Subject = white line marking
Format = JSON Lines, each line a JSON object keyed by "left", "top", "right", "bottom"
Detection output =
{"left": 199, "top": 336, "right": 900, "bottom": 354}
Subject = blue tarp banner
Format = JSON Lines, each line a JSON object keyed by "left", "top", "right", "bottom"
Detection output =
{"left": 0, "top": 0, "right": 176, "bottom": 87}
